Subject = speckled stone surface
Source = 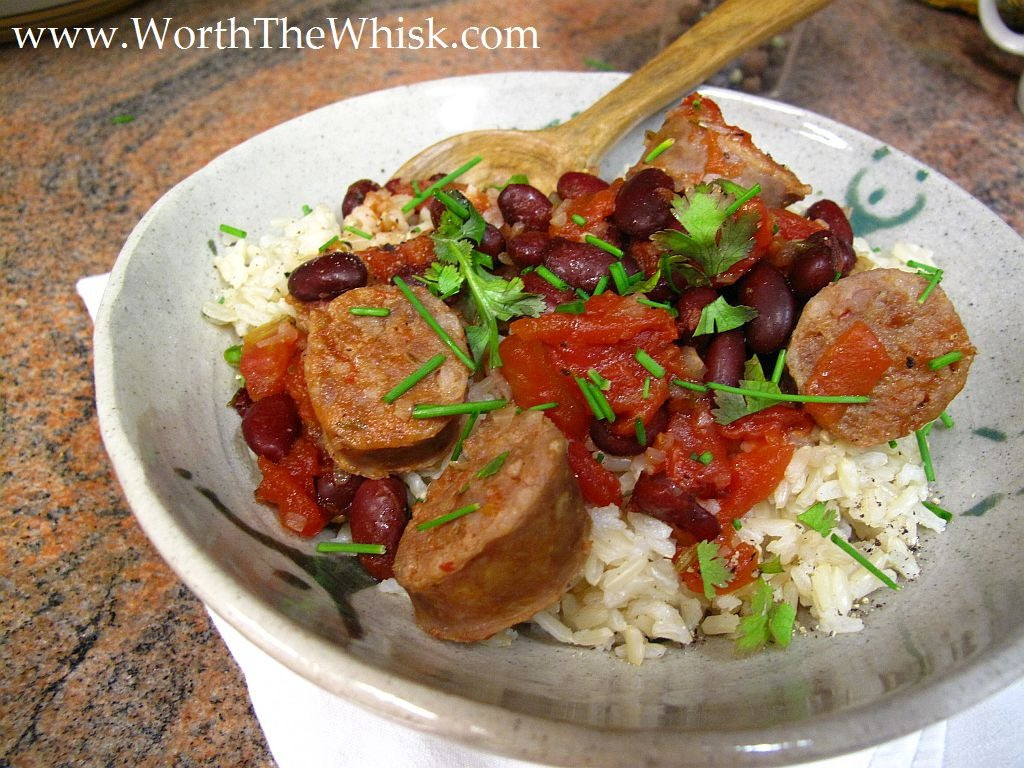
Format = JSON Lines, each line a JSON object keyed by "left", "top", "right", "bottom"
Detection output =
{"left": 1, "top": 1, "right": 1021, "bottom": 766}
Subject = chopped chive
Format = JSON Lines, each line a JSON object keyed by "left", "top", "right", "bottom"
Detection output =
{"left": 760, "top": 554, "right": 783, "bottom": 573}
{"left": 644, "top": 137, "right": 675, "bottom": 163}
{"left": 574, "top": 376, "right": 613, "bottom": 421}
{"left": 922, "top": 499, "right": 953, "bottom": 522}
{"left": 693, "top": 451, "right": 713, "bottom": 465}
{"left": 528, "top": 401, "right": 558, "bottom": 411}
{"left": 223, "top": 344, "right": 242, "bottom": 367}
{"left": 704, "top": 380, "right": 871, "bottom": 405}
{"left": 642, "top": 376, "right": 651, "bottom": 400}
{"left": 413, "top": 399, "right": 507, "bottom": 419}
{"left": 587, "top": 367, "right": 611, "bottom": 391}
{"left": 571, "top": 214, "right": 588, "bottom": 226}
{"left": 906, "top": 259, "right": 940, "bottom": 274}
{"left": 915, "top": 427, "right": 935, "bottom": 482}
{"left": 416, "top": 503, "right": 481, "bottom": 531}
{"left": 450, "top": 412, "right": 479, "bottom": 462}
{"left": 672, "top": 378, "right": 709, "bottom": 393}
{"left": 918, "top": 270, "right": 944, "bottom": 304}
{"left": 584, "top": 234, "right": 624, "bottom": 258}
{"left": 349, "top": 306, "right": 391, "bottom": 317}
{"left": 575, "top": 288, "right": 591, "bottom": 300}
{"left": 401, "top": 156, "right": 483, "bottom": 212}
{"left": 829, "top": 534, "right": 900, "bottom": 590}
{"left": 111, "top": 114, "right": 135, "bottom": 124}
{"left": 636, "top": 297, "right": 676, "bottom": 316}
{"left": 723, "top": 183, "right": 761, "bottom": 216}
{"left": 939, "top": 411, "right": 955, "bottom": 429}
{"left": 219, "top": 224, "right": 247, "bottom": 239}
{"left": 584, "top": 57, "right": 614, "bottom": 71}
{"left": 343, "top": 225, "right": 374, "bottom": 240}
{"left": 317, "top": 541, "right": 386, "bottom": 555}
{"left": 608, "top": 261, "right": 630, "bottom": 293}
{"left": 634, "top": 418, "right": 647, "bottom": 446}
{"left": 592, "top": 275, "right": 609, "bottom": 295}
{"left": 302, "top": 204, "right": 313, "bottom": 216}
{"left": 928, "top": 350, "right": 963, "bottom": 370}
{"left": 476, "top": 450, "right": 510, "bottom": 479}
{"left": 771, "top": 349, "right": 787, "bottom": 385}
{"left": 634, "top": 349, "right": 665, "bottom": 378}
{"left": 731, "top": 518, "right": 743, "bottom": 531}
{"left": 534, "top": 265, "right": 570, "bottom": 291}
{"left": 393, "top": 276, "right": 476, "bottom": 371}
{"left": 888, "top": 440, "right": 899, "bottom": 449}
{"left": 433, "top": 188, "right": 470, "bottom": 219}
{"left": 412, "top": 180, "right": 422, "bottom": 195}
{"left": 555, "top": 299, "right": 586, "bottom": 314}
{"left": 382, "top": 353, "right": 446, "bottom": 404}
{"left": 319, "top": 235, "right": 340, "bottom": 252}
{"left": 590, "top": 383, "right": 615, "bottom": 422}
{"left": 595, "top": 452, "right": 605, "bottom": 464}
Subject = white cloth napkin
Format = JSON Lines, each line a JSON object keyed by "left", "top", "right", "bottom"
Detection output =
{"left": 79, "top": 274, "right": 1024, "bottom": 768}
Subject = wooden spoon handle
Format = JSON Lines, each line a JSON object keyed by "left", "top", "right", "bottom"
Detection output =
{"left": 552, "top": 0, "right": 832, "bottom": 165}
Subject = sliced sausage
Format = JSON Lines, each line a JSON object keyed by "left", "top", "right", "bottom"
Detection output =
{"left": 787, "top": 268, "right": 974, "bottom": 445}
{"left": 304, "top": 284, "right": 470, "bottom": 478}
{"left": 393, "top": 409, "right": 590, "bottom": 643}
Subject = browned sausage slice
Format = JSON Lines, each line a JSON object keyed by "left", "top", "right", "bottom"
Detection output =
{"left": 787, "top": 268, "right": 974, "bottom": 445}
{"left": 304, "top": 284, "right": 470, "bottom": 478}
{"left": 393, "top": 409, "right": 590, "bottom": 642}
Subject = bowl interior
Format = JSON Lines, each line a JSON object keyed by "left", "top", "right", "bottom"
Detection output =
{"left": 94, "top": 73, "right": 1024, "bottom": 766}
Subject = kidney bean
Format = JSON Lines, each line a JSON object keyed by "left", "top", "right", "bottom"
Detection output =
{"left": 229, "top": 387, "right": 254, "bottom": 418}
{"left": 556, "top": 171, "right": 610, "bottom": 200}
{"left": 348, "top": 476, "right": 409, "bottom": 581}
{"left": 288, "top": 251, "right": 368, "bottom": 302}
{"left": 341, "top": 179, "right": 380, "bottom": 217}
{"left": 315, "top": 470, "right": 365, "bottom": 517}
{"left": 735, "top": 262, "right": 796, "bottom": 354}
{"left": 788, "top": 243, "right": 836, "bottom": 299}
{"left": 521, "top": 271, "right": 576, "bottom": 310}
{"left": 806, "top": 199, "right": 854, "bottom": 247}
{"left": 830, "top": 232, "right": 857, "bottom": 277}
{"left": 426, "top": 196, "right": 446, "bottom": 227}
{"left": 544, "top": 238, "right": 618, "bottom": 292}
{"left": 675, "top": 286, "right": 719, "bottom": 343}
{"left": 612, "top": 168, "right": 675, "bottom": 239}
{"left": 498, "top": 183, "right": 553, "bottom": 230}
{"left": 590, "top": 405, "right": 669, "bottom": 456}
{"left": 631, "top": 472, "right": 721, "bottom": 541}
{"left": 478, "top": 223, "right": 506, "bottom": 258}
{"left": 507, "top": 231, "right": 551, "bottom": 268}
{"left": 703, "top": 329, "right": 746, "bottom": 387}
{"left": 241, "top": 392, "right": 300, "bottom": 463}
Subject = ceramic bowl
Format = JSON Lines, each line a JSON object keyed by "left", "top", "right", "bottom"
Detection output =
{"left": 94, "top": 72, "right": 1024, "bottom": 767}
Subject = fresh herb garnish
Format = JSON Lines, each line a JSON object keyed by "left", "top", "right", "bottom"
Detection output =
{"left": 695, "top": 540, "right": 733, "bottom": 600}
{"left": 348, "top": 306, "right": 391, "bottom": 317}
{"left": 316, "top": 542, "right": 386, "bottom": 555}
{"left": 796, "top": 501, "right": 838, "bottom": 537}
{"left": 652, "top": 182, "right": 761, "bottom": 289}
{"left": 555, "top": 299, "right": 586, "bottom": 314}
{"left": 634, "top": 418, "right": 647, "bottom": 447}
{"left": 735, "top": 578, "right": 796, "bottom": 652}
{"left": 450, "top": 412, "right": 479, "bottom": 462}
{"left": 644, "top": 137, "right": 675, "bottom": 163}
{"left": 534, "top": 265, "right": 569, "bottom": 292}
{"left": 476, "top": 450, "right": 510, "bottom": 479}
{"left": 759, "top": 554, "right": 784, "bottom": 574}
{"left": 401, "top": 155, "right": 482, "bottom": 212}
{"left": 416, "top": 502, "right": 481, "bottom": 531}
{"left": 707, "top": 356, "right": 783, "bottom": 425}
{"left": 111, "top": 114, "right": 135, "bottom": 124}
{"left": 381, "top": 353, "right": 446, "bottom": 404}
{"left": 223, "top": 344, "right": 242, "bottom": 367}
{"left": 319, "top": 235, "right": 340, "bottom": 252}
{"left": 584, "top": 234, "right": 624, "bottom": 258}
{"left": 393, "top": 275, "right": 477, "bottom": 371}
{"left": 219, "top": 223, "right": 247, "bottom": 239}
{"left": 922, "top": 499, "right": 952, "bottom": 522}
{"left": 915, "top": 426, "right": 936, "bottom": 482}
{"left": 571, "top": 213, "right": 588, "bottom": 226}
{"left": 928, "top": 350, "right": 963, "bottom": 370}
{"left": 412, "top": 399, "right": 507, "bottom": 419}
{"left": 692, "top": 296, "right": 758, "bottom": 336}
{"left": 634, "top": 348, "right": 665, "bottom": 378}
{"left": 343, "top": 225, "right": 374, "bottom": 240}
{"left": 830, "top": 535, "right": 901, "bottom": 590}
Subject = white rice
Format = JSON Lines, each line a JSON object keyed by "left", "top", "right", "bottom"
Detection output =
{"left": 203, "top": 188, "right": 947, "bottom": 663}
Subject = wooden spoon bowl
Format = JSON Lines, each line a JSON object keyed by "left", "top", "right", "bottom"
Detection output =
{"left": 394, "top": 0, "right": 831, "bottom": 192}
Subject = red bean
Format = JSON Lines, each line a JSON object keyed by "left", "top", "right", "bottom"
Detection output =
{"left": 241, "top": 393, "right": 300, "bottom": 462}
{"left": 288, "top": 251, "right": 368, "bottom": 302}
{"left": 478, "top": 223, "right": 506, "bottom": 258}
{"left": 341, "top": 179, "right": 380, "bottom": 217}
{"left": 426, "top": 196, "right": 446, "bottom": 227}
{"left": 315, "top": 470, "right": 364, "bottom": 517}
{"left": 543, "top": 238, "right": 620, "bottom": 292}
{"left": 631, "top": 472, "right": 721, "bottom": 541}
{"left": 348, "top": 476, "right": 409, "bottom": 581}
{"left": 806, "top": 199, "right": 854, "bottom": 247}
{"left": 675, "top": 286, "right": 719, "bottom": 343}
{"left": 612, "top": 168, "right": 675, "bottom": 239}
{"left": 788, "top": 243, "right": 836, "bottom": 299}
{"left": 590, "top": 405, "right": 669, "bottom": 456}
{"left": 830, "top": 231, "right": 857, "bottom": 277}
{"left": 521, "top": 271, "right": 576, "bottom": 310}
{"left": 498, "top": 183, "right": 553, "bottom": 230}
{"left": 229, "top": 387, "right": 254, "bottom": 418}
{"left": 735, "top": 262, "right": 796, "bottom": 354}
{"left": 506, "top": 231, "right": 551, "bottom": 268}
{"left": 704, "top": 329, "right": 745, "bottom": 386}
{"left": 556, "top": 171, "right": 610, "bottom": 200}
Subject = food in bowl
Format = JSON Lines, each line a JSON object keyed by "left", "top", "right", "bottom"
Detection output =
{"left": 202, "top": 93, "right": 973, "bottom": 663}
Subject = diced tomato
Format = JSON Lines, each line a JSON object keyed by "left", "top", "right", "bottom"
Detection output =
{"left": 566, "top": 440, "right": 622, "bottom": 507}
{"left": 359, "top": 233, "right": 436, "bottom": 283}
{"left": 772, "top": 207, "right": 825, "bottom": 242}
{"left": 658, "top": 403, "right": 733, "bottom": 498}
{"left": 508, "top": 292, "right": 677, "bottom": 348}
{"left": 499, "top": 334, "right": 591, "bottom": 439}
{"left": 716, "top": 403, "right": 814, "bottom": 441}
{"left": 804, "top": 320, "right": 893, "bottom": 430}
{"left": 255, "top": 435, "right": 328, "bottom": 537}
{"left": 679, "top": 533, "right": 759, "bottom": 597}
{"left": 548, "top": 181, "right": 622, "bottom": 241}
{"left": 240, "top": 320, "right": 301, "bottom": 400}
{"left": 715, "top": 432, "right": 794, "bottom": 524}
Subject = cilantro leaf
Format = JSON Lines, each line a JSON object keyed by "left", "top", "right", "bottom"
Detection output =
{"left": 427, "top": 193, "right": 545, "bottom": 368}
{"left": 735, "top": 578, "right": 796, "bottom": 653}
{"left": 652, "top": 182, "right": 758, "bottom": 288}
{"left": 693, "top": 296, "right": 758, "bottom": 336}
{"left": 696, "top": 540, "right": 733, "bottom": 600}
{"left": 768, "top": 601, "right": 796, "bottom": 648}
{"left": 797, "top": 501, "right": 838, "bottom": 537}
{"left": 710, "top": 356, "right": 782, "bottom": 425}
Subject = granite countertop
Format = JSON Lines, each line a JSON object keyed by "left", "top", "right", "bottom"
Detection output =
{"left": 1, "top": 0, "right": 1021, "bottom": 765}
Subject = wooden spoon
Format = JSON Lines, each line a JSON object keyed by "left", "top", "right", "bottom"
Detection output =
{"left": 394, "top": 0, "right": 831, "bottom": 192}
